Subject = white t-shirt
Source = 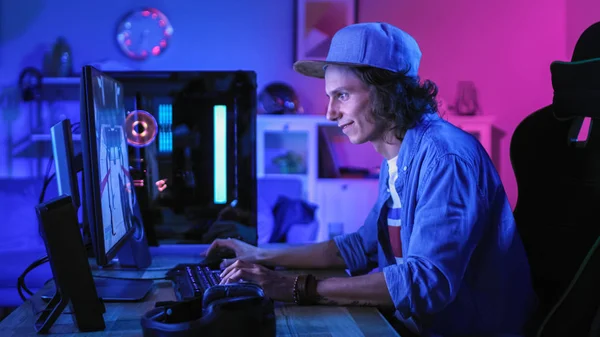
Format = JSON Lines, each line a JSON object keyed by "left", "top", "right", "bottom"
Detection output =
{"left": 387, "top": 156, "right": 403, "bottom": 264}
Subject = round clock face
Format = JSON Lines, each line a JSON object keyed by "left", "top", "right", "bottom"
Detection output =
{"left": 116, "top": 8, "right": 174, "bottom": 60}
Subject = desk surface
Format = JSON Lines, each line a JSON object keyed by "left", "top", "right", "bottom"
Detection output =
{"left": 0, "top": 245, "right": 400, "bottom": 337}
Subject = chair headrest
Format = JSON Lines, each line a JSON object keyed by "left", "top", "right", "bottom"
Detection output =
{"left": 551, "top": 57, "right": 600, "bottom": 120}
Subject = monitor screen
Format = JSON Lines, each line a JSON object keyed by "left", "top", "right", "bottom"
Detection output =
{"left": 81, "top": 65, "right": 137, "bottom": 265}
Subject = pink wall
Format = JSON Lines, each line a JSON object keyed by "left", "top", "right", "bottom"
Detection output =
{"left": 0, "top": 0, "right": 598, "bottom": 226}
{"left": 566, "top": 0, "right": 600, "bottom": 56}
{"left": 364, "top": 0, "right": 569, "bottom": 208}
{"left": 296, "top": 0, "right": 570, "bottom": 208}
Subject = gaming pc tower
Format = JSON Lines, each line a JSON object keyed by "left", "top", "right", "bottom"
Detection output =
{"left": 107, "top": 70, "right": 258, "bottom": 246}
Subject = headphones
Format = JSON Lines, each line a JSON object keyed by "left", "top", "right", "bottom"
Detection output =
{"left": 141, "top": 283, "right": 276, "bottom": 337}
{"left": 18, "top": 67, "right": 43, "bottom": 102}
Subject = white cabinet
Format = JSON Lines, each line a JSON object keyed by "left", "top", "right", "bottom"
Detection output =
{"left": 256, "top": 115, "right": 334, "bottom": 203}
{"left": 314, "top": 179, "right": 379, "bottom": 242}
{"left": 444, "top": 115, "right": 496, "bottom": 158}
{"left": 257, "top": 115, "right": 380, "bottom": 243}
{"left": 256, "top": 114, "right": 498, "bottom": 243}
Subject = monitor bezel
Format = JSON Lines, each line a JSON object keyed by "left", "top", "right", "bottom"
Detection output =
{"left": 80, "top": 65, "right": 135, "bottom": 266}
{"left": 50, "top": 118, "right": 81, "bottom": 210}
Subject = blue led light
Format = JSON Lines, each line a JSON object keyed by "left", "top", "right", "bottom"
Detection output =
{"left": 214, "top": 105, "right": 227, "bottom": 204}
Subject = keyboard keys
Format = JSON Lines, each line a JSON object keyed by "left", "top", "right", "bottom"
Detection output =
{"left": 167, "top": 264, "right": 222, "bottom": 301}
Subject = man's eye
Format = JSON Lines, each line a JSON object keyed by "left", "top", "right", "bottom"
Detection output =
{"left": 338, "top": 93, "right": 348, "bottom": 100}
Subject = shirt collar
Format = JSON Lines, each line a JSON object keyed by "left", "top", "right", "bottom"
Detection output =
{"left": 378, "top": 112, "right": 439, "bottom": 195}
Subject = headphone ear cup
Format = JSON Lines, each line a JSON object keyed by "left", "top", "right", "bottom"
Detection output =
{"left": 141, "top": 306, "right": 206, "bottom": 337}
{"left": 18, "top": 67, "right": 43, "bottom": 102}
{"left": 140, "top": 298, "right": 208, "bottom": 337}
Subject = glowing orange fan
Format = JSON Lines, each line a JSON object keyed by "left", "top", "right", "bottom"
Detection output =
{"left": 125, "top": 110, "right": 158, "bottom": 147}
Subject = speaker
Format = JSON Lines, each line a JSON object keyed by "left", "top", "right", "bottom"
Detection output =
{"left": 117, "top": 184, "right": 152, "bottom": 268}
{"left": 35, "top": 195, "right": 106, "bottom": 334}
{"left": 19, "top": 67, "right": 43, "bottom": 102}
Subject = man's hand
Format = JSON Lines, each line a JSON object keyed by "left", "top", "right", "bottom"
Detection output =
{"left": 203, "top": 238, "right": 265, "bottom": 269}
{"left": 219, "top": 260, "right": 295, "bottom": 302}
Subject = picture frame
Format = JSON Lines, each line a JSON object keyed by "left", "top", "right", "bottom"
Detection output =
{"left": 294, "top": 0, "right": 358, "bottom": 62}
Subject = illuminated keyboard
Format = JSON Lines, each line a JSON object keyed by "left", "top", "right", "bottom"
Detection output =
{"left": 167, "top": 264, "right": 222, "bottom": 301}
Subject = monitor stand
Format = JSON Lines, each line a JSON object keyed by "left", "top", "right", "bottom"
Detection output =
{"left": 41, "top": 258, "right": 154, "bottom": 302}
{"left": 41, "top": 278, "right": 154, "bottom": 302}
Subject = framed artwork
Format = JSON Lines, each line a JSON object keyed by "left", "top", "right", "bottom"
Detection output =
{"left": 294, "top": 0, "right": 358, "bottom": 62}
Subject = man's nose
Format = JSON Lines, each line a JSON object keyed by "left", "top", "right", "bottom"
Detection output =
{"left": 326, "top": 100, "right": 339, "bottom": 121}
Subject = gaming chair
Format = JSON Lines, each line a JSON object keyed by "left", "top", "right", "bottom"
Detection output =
{"left": 510, "top": 22, "right": 600, "bottom": 337}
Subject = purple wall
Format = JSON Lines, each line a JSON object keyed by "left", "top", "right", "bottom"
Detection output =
{"left": 0, "top": 0, "right": 599, "bottom": 251}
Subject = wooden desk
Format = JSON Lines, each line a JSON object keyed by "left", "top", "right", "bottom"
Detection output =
{"left": 0, "top": 245, "right": 400, "bottom": 336}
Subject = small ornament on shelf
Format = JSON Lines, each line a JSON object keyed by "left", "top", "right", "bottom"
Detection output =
{"left": 449, "top": 81, "right": 480, "bottom": 116}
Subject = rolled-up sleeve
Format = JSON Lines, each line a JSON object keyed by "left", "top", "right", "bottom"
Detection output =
{"left": 383, "top": 154, "right": 486, "bottom": 318}
{"left": 334, "top": 208, "right": 379, "bottom": 275}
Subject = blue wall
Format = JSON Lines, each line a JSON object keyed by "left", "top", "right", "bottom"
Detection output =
{"left": 0, "top": 0, "right": 326, "bottom": 250}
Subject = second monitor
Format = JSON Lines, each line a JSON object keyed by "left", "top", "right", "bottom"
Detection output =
{"left": 80, "top": 65, "right": 151, "bottom": 268}
{"left": 47, "top": 67, "right": 154, "bottom": 302}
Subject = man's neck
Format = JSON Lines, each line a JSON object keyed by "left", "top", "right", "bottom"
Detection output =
{"left": 371, "top": 132, "right": 402, "bottom": 160}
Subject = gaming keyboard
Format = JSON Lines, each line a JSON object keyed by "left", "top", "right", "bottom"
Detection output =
{"left": 167, "top": 264, "right": 222, "bottom": 301}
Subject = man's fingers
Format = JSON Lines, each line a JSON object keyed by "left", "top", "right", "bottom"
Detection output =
{"left": 220, "top": 266, "right": 240, "bottom": 283}
{"left": 220, "top": 268, "right": 258, "bottom": 285}
{"left": 221, "top": 269, "right": 244, "bottom": 284}
{"left": 220, "top": 259, "right": 249, "bottom": 277}
{"left": 220, "top": 258, "right": 236, "bottom": 269}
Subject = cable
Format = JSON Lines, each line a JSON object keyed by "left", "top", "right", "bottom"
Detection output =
{"left": 38, "top": 157, "right": 54, "bottom": 204}
{"left": 535, "top": 235, "right": 600, "bottom": 337}
{"left": 17, "top": 255, "right": 49, "bottom": 302}
{"left": 70, "top": 121, "right": 80, "bottom": 134}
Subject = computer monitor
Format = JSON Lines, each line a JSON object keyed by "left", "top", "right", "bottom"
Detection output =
{"left": 50, "top": 119, "right": 81, "bottom": 211}
{"left": 78, "top": 65, "right": 154, "bottom": 301}
{"left": 48, "top": 117, "right": 152, "bottom": 302}
{"left": 79, "top": 66, "right": 153, "bottom": 268}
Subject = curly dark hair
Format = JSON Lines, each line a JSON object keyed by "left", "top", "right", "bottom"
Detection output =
{"left": 349, "top": 66, "right": 439, "bottom": 141}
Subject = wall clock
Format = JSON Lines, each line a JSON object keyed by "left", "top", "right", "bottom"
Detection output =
{"left": 116, "top": 8, "right": 174, "bottom": 60}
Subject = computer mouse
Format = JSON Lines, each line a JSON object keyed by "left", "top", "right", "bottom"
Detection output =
{"left": 201, "top": 247, "right": 236, "bottom": 270}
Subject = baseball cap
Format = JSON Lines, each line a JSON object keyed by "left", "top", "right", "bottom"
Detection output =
{"left": 293, "top": 22, "right": 422, "bottom": 78}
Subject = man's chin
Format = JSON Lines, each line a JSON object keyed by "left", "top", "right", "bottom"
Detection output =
{"left": 347, "top": 135, "right": 367, "bottom": 145}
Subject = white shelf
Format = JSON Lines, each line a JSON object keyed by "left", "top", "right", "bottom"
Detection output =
{"left": 41, "top": 77, "right": 79, "bottom": 85}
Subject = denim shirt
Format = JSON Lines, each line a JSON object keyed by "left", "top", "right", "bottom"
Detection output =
{"left": 334, "top": 113, "right": 536, "bottom": 337}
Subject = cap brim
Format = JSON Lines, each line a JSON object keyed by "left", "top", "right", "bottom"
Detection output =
{"left": 293, "top": 60, "right": 367, "bottom": 78}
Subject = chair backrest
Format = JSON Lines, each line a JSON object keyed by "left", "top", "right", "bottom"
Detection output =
{"left": 510, "top": 25, "right": 600, "bottom": 336}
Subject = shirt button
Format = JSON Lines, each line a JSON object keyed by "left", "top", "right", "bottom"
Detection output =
{"left": 403, "top": 166, "right": 407, "bottom": 172}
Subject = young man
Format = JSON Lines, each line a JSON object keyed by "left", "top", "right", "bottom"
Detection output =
{"left": 209, "top": 22, "right": 536, "bottom": 336}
